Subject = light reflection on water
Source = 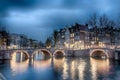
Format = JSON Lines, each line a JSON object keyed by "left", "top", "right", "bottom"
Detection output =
{"left": 10, "top": 59, "right": 29, "bottom": 75}
{"left": 78, "top": 59, "right": 86, "bottom": 80}
{"left": 32, "top": 59, "right": 51, "bottom": 72}
{"left": 0, "top": 57, "right": 120, "bottom": 80}
{"left": 90, "top": 58, "right": 110, "bottom": 80}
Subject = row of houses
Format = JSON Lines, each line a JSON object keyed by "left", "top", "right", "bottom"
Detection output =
{"left": 8, "top": 33, "right": 39, "bottom": 49}
{"left": 55, "top": 23, "right": 120, "bottom": 50}
{"left": 0, "top": 30, "right": 40, "bottom": 50}
{"left": 55, "top": 23, "right": 88, "bottom": 49}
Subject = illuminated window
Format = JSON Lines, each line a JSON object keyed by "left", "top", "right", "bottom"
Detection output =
{"left": 70, "top": 33, "right": 74, "bottom": 37}
{"left": 62, "top": 35, "right": 65, "bottom": 38}
{"left": 106, "top": 34, "right": 110, "bottom": 37}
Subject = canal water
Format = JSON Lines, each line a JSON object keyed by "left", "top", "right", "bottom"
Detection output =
{"left": 0, "top": 57, "right": 120, "bottom": 80}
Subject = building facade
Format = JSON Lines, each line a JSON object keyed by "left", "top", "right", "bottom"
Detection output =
{"left": 56, "top": 23, "right": 89, "bottom": 50}
{"left": 8, "top": 34, "right": 29, "bottom": 49}
{"left": 89, "top": 26, "right": 120, "bottom": 48}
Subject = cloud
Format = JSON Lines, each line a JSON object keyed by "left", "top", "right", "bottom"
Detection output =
{"left": 1, "top": 0, "right": 120, "bottom": 41}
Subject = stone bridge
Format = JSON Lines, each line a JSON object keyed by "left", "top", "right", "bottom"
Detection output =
{"left": 89, "top": 48, "right": 115, "bottom": 59}
{"left": 0, "top": 48, "right": 66, "bottom": 59}
{"left": 0, "top": 48, "right": 116, "bottom": 59}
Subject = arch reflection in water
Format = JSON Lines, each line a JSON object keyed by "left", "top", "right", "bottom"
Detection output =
{"left": 90, "top": 58, "right": 110, "bottom": 80}
{"left": 12, "top": 51, "right": 28, "bottom": 62}
{"left": 0, "top": 57, "right": 115, "bottom": 80}
{"left": 32, "top": 59, "right": 51, "bottom": 72}
{"left": 10, "top": 59, "right": 29, "bottom": 75}
{"left": 53, "top": 57, "right": 65, "bottom": 69}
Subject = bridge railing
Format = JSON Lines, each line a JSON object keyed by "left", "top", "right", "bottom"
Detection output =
{"left": 0, "top": 47, "right": 48, "bottom": 51}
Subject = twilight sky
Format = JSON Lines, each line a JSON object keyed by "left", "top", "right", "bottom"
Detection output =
{"left": 0, "top": 0, "right": 120, "bottom": 41}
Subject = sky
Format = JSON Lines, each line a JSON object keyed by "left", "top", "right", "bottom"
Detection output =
{"left": 0, "top": 0, "right": 120, "bottom": 41}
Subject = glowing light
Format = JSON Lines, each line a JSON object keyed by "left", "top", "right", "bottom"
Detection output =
{"left": 10, "top": 59, "right": 29, "bottom": 75}
{"left": 32, "top": 59, "right": 51, "bottom": 72}
{"left": 91, "top": 41, "right": 94, "bottom": 44}
{"left": 53, "top": 58, "right": 64, "bottom": 69}
{"left": 71, "top": 61, "right": 76, "bottom": 80}
{"left": 62, "top": 59, "right": 69, "bottom": 80}
{"left": 78, "top": 59, "right": 86, "bottom": 80}
{"left": 90, "top": 58, "right": 110, "bottom": 80}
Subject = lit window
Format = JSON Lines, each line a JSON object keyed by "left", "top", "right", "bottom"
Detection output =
{"left": 62, "top": 35, "right": 65, "bottom": 38}
{"left": 70, "top": 33, "right": 74, "bottom": 37}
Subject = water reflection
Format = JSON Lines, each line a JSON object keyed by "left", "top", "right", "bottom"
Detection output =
{"left": 0, "top": 57, "right": 120, "bottom": 80}
{"left": 62, "top": 59, "right": 69, "bottom": 80}
{"left": 32, "top": 59, "right": 51, "bottom": 72}
{"left": 90, "top": 58, "right": 110, "bottom": 80}
{"left": 78, "top": 59, "right": 86, "bottom": 80}
{"left": 10, "top": 59, "right": 29, "bottom": 75}
{"left": 53, "top": 58, "right": 64, "bottom": 69}
{"left": 53, "top": 58, "right": 111, "bottom": 80}
{"left": 71, "top": 60, "right": 76, "bottom": 80}
{"left": 61, "top": 58, "right": 86, "bottom": 80}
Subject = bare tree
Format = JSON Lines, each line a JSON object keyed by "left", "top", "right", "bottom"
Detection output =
{"left": 45, "top": 36, "right": 53, "bottom": 48}
{"left": 107, "top": 20, "right": 116, "bottom": 46}
{"left": 87, "top": 13, "right": 117, "bottom": 47}
{"left": 52, "top": 29, "right": 58, "bottom": 47}
{"left": 87, "top": 13, "right": 99, "bottom": 45}
{"left": 99, "top": 14, "right": 109, "bottom": 28}
{"left": 87, "top": 13, "right": 99, "bottom": 28}
{"left": 0, "top": 24, "right": 10, "bottom": 49}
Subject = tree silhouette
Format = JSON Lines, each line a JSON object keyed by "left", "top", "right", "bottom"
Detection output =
{"left": 52, "top": 29, "right": 58, "bottom": 47}
{"left": 45, "top": 36, "right": 52, "bottom": 48}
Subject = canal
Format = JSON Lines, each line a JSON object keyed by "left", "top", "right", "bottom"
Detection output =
{"left": 0, "top": 57, "right": 120, "bottom": 80}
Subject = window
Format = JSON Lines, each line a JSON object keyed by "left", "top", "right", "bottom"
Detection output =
{"left": 70, "top": 33, "right": 74, "bottom": 37}
{"left": 62, "top": 35, "right": 65, "bottom": 38}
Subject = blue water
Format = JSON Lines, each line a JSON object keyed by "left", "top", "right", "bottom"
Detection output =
{"left": 0, "top": 57, "right": 120, "bottom": 80}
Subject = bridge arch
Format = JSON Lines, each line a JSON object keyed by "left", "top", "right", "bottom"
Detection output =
{"left": 53, "top": 50, "right": 65, "bottom": 57}
{"left": 90, "top": 49, "right": 109, "bottom": 59}
{"left": 11, "top": 50, "right": 30, "bottom": 60}
{"left": 32, "top": 49, "right": 52, "bottom": 58}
